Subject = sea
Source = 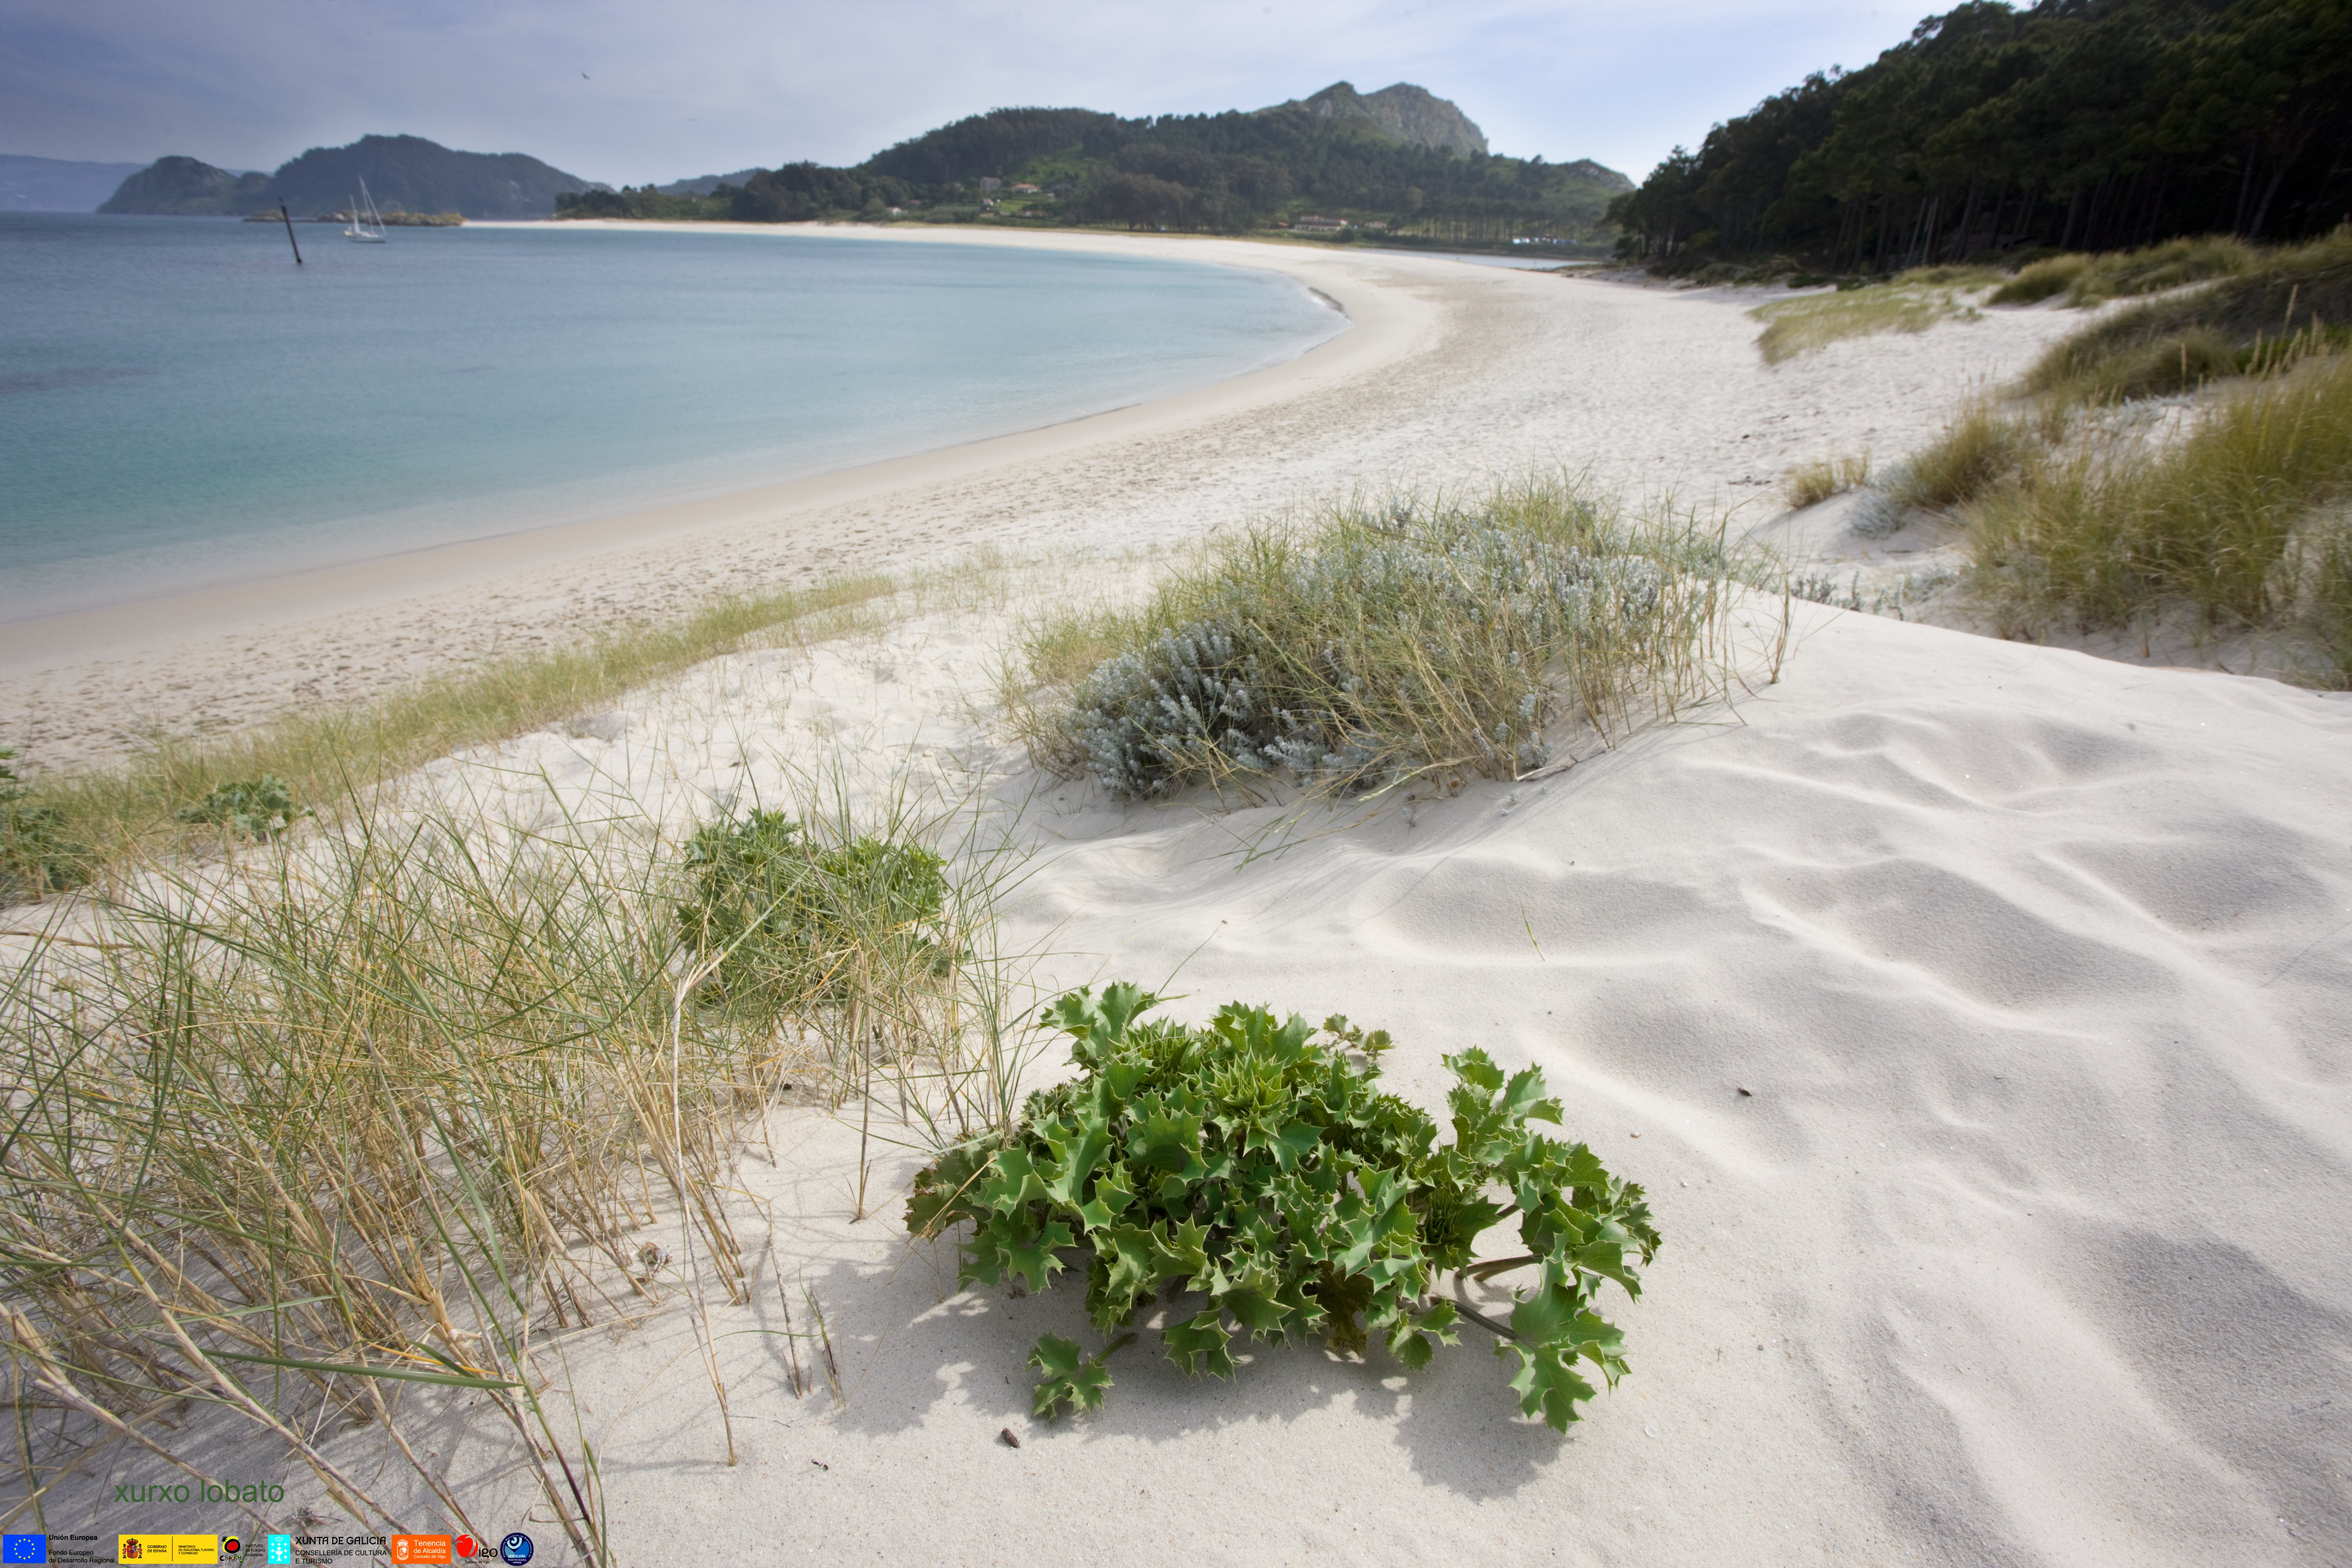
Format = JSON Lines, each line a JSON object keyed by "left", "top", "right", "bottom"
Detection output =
{"left": 0, "top": 215, "right": 1346, "bottom": 622}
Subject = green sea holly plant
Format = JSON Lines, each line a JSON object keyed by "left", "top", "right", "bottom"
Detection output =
{"left": 173, "top": 773, "right": 309, "bottom": 839}
{"left": 906, "top": 983, "right": 1661, "bottom": 1430}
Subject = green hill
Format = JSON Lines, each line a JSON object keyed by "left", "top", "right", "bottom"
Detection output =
{"left": 595, "top": 82, "right": 1629, "bottom": 248}
{"left": 97, "top": 156, "right": 271, "bottom": 216}
{"left": 270, "top": 135, "right": 592, "bottom": 218}
{"left": 657, "top": 168, "right": 764, "bottom": 197}
{"left": 100, "top": 136, "right": 595, "bottom": 219}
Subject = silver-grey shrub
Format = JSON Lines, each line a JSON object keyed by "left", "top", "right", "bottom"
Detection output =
{"left": 1026, "top": 477, "right": 1740, "bottom": 798}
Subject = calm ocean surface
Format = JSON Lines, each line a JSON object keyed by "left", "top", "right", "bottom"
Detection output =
{"left": 0, "top": 215, "right": 1344, "bottom": 622}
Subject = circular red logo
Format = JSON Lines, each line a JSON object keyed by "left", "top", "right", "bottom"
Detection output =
{"left": 455, "top": 1539, "right": 476, "bottom": 1560}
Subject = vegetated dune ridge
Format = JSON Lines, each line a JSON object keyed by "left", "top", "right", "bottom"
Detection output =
{"left": 68, "top": 584, "right": 2341, "bottom": 1565}
{"left": 0, "top": 225, "right": 2090, "bottom": 770}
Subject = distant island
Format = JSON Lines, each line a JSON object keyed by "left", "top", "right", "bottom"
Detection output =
{"left": 98, "top": 134, "right": 595, "bottom": 219}
{"left": 565, "top": 81, "right": 1632, "bottom": 250}
{"left": 1, "top": 154, "right": 150, "bottom": 212}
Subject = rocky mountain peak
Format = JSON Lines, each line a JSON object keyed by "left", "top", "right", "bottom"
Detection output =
{"left": 1271, "top": 82, "right": 1489, "bottom": 157}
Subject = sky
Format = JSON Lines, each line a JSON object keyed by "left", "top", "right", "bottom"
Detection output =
{"left": 1, "top": 0, "right": 1922, "bottom": 187}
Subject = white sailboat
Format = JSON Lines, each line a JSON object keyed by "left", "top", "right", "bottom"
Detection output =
{"left": 344, "top": 178, "right": 387, "bottom": 243}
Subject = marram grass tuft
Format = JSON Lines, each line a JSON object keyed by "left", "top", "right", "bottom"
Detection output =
{"left": 1004, "top": 476, "right": 1763, "bottom": 800}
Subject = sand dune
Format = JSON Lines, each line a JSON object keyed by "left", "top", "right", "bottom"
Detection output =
{"left": 289, "top": 585, "right": 2347, "bottom": 1565}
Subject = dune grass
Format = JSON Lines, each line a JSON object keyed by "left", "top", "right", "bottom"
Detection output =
{"left": 1896, "top": 264, "right": 2007, "bottom": 289}
{"left": 1988, "top": 235, "right": 2257, "bottom": 309}
{"left": 1856, "top": 232, "right": 2352, "bottom": 552}
{"left": 2065, "top": 235, "right": 2258, "bottom": 304}
{"left": 2, "top": 551, "right": 1047, "bottom": 1545}
{"left": 1750, "top": 281, "right": 1984, "bottom": 364}
{"left": 2, "top": 767, "right": 1031, "bottom": 1550}
{"left": 1987, "top": 253, "right": 2090, "bottom": 305}
{"left": 1967, "top": 346, "right": 2352, "bottom": 678}
{"left": 0, "top": 752, "right": 80, "bottom": 905}
{"left": 1865, "top": 398, "right": 2035, "bottom": 531}
{"left": 1002, "top": 475, "right": 1768, "bottom": 799}
{"left": 2021, "top": 229, "right": 2352, "bottom": 406}
{"left": 1829, "top": 265, "right": 2352, "bottom": 683}
{"left": 2, "top": 573, "right": 904, "bottom": 903}
{"left": 1781, "top": 451, "right": 1872, "bottom": 510}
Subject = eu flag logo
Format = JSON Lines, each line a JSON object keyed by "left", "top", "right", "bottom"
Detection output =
{"left": 2, "top": 1536, "right": 46, "bottom": 1564}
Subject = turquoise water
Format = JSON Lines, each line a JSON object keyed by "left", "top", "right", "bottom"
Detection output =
{"left": 0, "top": 215, "right": 1343, "bottom": 621}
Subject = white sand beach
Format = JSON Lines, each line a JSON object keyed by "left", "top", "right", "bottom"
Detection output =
{"left": 8, "top": 230, "right": 2349, "bottom": 1564}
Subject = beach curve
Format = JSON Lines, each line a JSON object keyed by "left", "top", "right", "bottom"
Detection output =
{"left": 3, "top": 225, "right": 2084, "bottom": 766}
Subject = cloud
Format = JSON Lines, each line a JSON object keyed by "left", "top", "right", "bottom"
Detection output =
{"left": 0, "top": 0, "right": 1912, "bottom": 184}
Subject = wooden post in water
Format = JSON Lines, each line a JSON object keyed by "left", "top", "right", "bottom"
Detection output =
{"left": 278, "top": 202, "right": 302, "bottom": 265}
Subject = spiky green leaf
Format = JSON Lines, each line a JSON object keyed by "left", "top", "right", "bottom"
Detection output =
{"left": 1506, "top": 1342, "right": 1599, "bottom": 1432}
{"left": 1163, "top": 1308, "right": 1237, "bottom": 1379}
{"left": 1029, "top": 1333, "right": 1115, "bottom": 1419}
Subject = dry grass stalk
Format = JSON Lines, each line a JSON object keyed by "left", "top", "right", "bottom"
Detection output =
{"left": 1782, "top": 452, "right": 1872, "bottom": 509}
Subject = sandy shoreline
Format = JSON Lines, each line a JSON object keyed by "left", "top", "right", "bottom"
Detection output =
{"left": 3, "top": 224, "right": 2084, "bottom": 769}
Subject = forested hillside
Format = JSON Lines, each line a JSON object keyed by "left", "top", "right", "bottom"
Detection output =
{"left": 562, "top": 82, "right": 1629, "bottom": 246}
{"left": 859, "top": 82, "right": 1626, "bottom": 241}
{"left": 97, "top": 156, "right": 273, "bottom": 216}
{"left": 1608, "top": 0, "right": 2352, "bottom": 272}
{"left": 101, "top": 136, "right": 593, "bottom": 219}
{"left": 270, "top": 135, "right": 592, "bottom": 218}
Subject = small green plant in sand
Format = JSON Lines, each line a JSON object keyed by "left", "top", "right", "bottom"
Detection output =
{"left": 1789, "top": 566, "right": 1957, "bottom": 620}
{"left": 1781, "top": 451, "right": 1871, "bottom": 509}
{"left": 173, "top": 773, "right": 307, "bottom": 838}
{"left": 678, "top": 808, "right": 949, "bottom": 1006}
{"left": 0, "top": 748, "right": 88, "bottom": 902}
{"left": 1750, "top": 281, "right": 1982, "bottom": 364}
{"left": 907, "top": 985, "right": 1661, "bottom": 1429}
{"left": 1007, "top": 477, "right": 1753, "bottom": 799}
